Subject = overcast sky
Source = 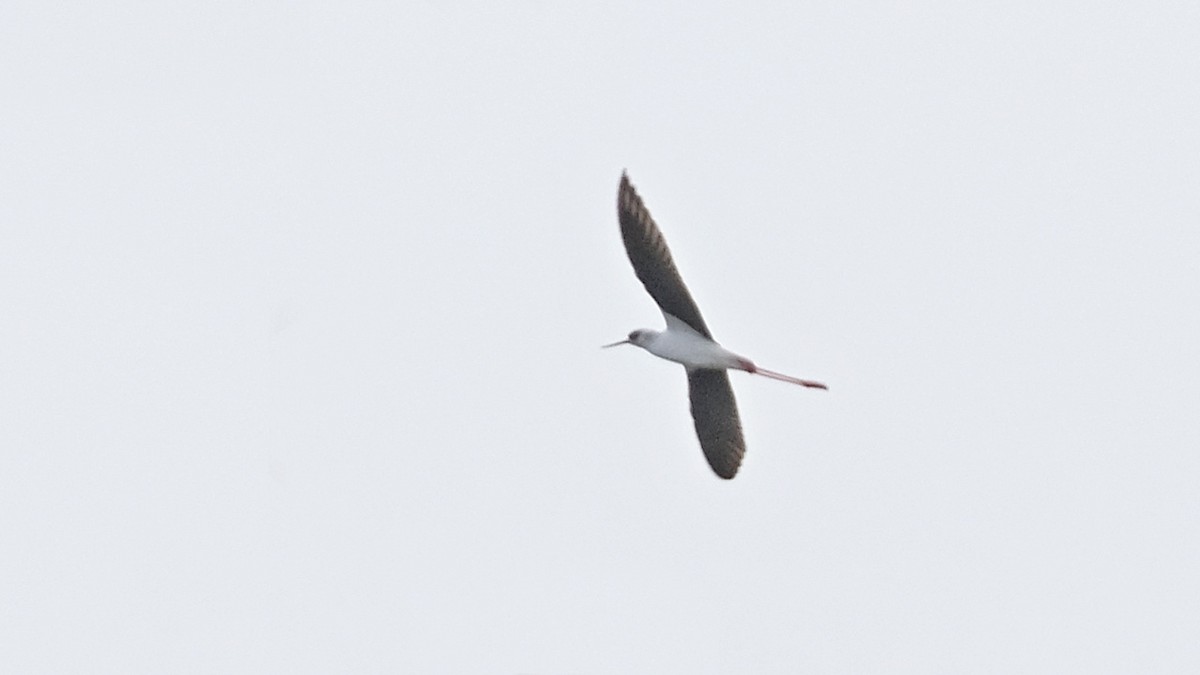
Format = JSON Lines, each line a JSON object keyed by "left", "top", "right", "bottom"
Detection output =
{"left": 3, "top": 2, "right": 1198, "bottom": 673}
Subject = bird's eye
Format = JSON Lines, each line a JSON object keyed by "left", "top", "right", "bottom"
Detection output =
{"left": 629, "top": 331, "right": 639, "bottom": 340}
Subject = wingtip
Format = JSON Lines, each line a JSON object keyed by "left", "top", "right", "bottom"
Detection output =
{"left": 618, "top": 172, "right": 640, "bottom": 209}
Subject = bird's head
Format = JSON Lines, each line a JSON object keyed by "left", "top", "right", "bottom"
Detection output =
{"left": 602, "top": 329, "right": 653, "bottom": 350}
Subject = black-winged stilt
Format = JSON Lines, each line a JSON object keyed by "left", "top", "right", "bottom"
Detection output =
{"left": 606, "top": 172, "right": 826, "bottom": 479}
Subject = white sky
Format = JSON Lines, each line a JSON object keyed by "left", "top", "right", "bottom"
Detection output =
{"left": 3, "top": 2, "right": 1198, "bottom": 673}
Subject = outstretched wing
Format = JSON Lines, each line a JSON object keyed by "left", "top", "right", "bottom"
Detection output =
{"left": 617, "top": 173, "right": 713, "bottom": 339}
{"left": 687, "top": 369, "right": 746, "bottom": 479}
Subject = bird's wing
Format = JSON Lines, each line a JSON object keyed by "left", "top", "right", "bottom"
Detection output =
{"left": 617, "top": 173, "right": 713, "bottom": 339}
{"left": 687, "top": 369, "right": 746, "bottom": 479}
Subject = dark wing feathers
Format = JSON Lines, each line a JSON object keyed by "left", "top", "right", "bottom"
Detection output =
{"left": 687, "top": 369, "right": 746, "bottom": 479}
{"left": 618, "top": 174, "right": 743, "bottom": 478}
{"left": 617, "top": 174, "right": 713, "bottom": 339}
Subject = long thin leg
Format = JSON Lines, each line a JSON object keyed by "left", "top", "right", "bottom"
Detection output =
{"left": 754, "top": 367, "right": 828, "bottom": 390}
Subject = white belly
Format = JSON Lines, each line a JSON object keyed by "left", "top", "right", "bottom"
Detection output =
{"left": 645, "top": 328, "right": 746, "bottom": 370}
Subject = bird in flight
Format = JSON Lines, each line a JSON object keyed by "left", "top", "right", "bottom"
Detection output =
{"left": 605, "top": 172, "right": 826, "bottom": 479}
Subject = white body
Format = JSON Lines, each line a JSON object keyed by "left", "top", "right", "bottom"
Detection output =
{"left": 612, "top": 313, "right": 826, "bottom": 389}
{"left": 639, "top": 314, "right": 750, "bottom": 371}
